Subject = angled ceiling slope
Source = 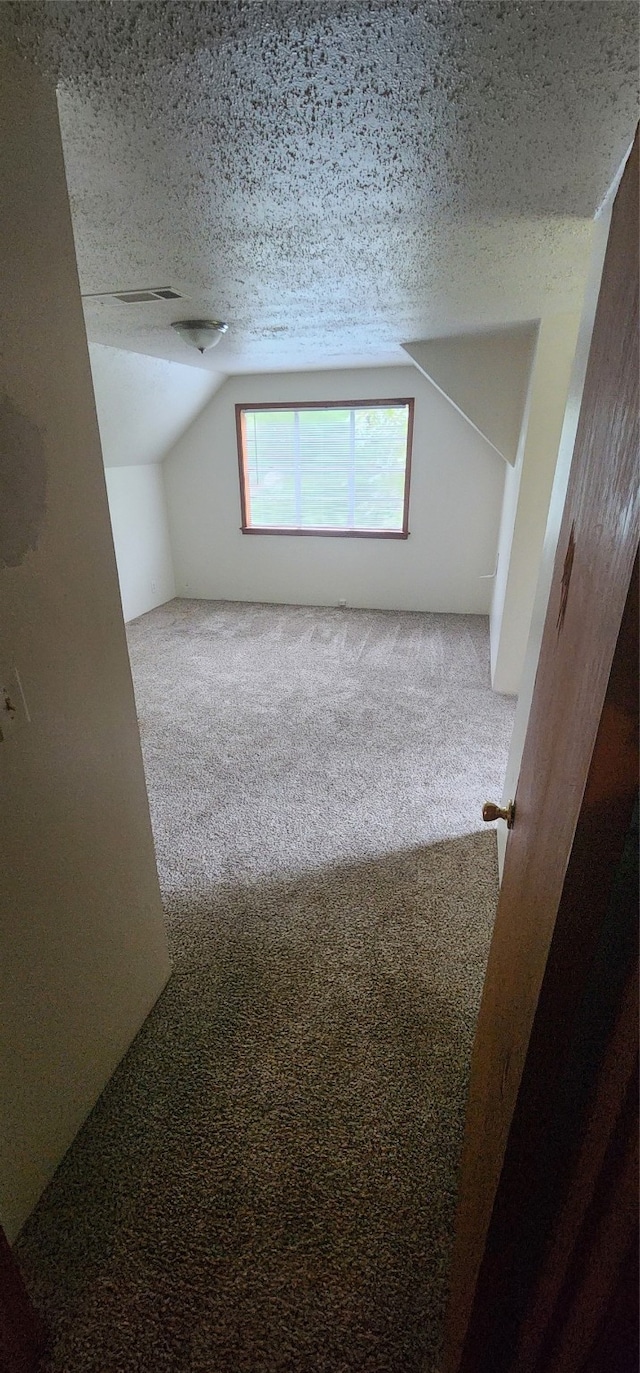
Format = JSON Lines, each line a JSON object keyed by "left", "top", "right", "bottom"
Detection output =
{"left": 89, "top": 344, "right": 224, "bottom": 467}
{"left": 403, "top": 324, "right": 539, "bottom": 465}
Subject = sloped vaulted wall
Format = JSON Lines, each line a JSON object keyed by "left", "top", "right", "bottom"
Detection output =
{"left": 404, "top": 324, "right": 537, "bottom": 466}
{"left": 90, "top": 344, "right": 224, "bottom": 620}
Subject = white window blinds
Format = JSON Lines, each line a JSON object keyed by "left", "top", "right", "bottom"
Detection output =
{"left": 238, "top": 401, "right": 413, "bottom": 536}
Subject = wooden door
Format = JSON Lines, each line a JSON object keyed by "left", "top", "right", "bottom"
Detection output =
{"left": 444, "top": 130, "right": 638, "bottom": 1373}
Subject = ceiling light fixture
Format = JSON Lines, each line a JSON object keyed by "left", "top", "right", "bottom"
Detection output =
{"left": 171, "top": 319, "right": 228, "bottom": 353}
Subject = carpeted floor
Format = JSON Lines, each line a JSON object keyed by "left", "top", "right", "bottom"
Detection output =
{"left": 17, "top": 599, "right": 515, "bottom": 1373}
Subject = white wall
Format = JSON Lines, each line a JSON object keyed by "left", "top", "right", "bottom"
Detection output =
{"left": 489, "top": 313, "right": 582, "bottom": 695}
{"left": 105, "top": 464, "right": 176, "bottom": 621}
{"left": 404, "top": 324, "right": 537, "bottom": 465}
{"left": 497, "top": 200, "right": 615, "bottom": 874}
{"left": 0, "top": 55, "right": 171, "bottom": 1240}
{"left": 89, "top": 343, "right": 224, "bottom": 621}
{"left": 89, "top": 343, "right": 223, "bottom": 468}
{"left": 164, "top": 367, "right": 506, "bottom": 613}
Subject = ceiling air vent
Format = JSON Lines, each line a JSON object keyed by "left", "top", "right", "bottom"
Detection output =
{"left": 82, "top": 287, "right": 185, "bottom": 303}
{"left": 114, "top": 288, "right": 184, "bottom": 303}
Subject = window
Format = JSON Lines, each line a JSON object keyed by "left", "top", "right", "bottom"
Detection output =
{"left": 236, "top": 399, "right": 414, "bottom": 538}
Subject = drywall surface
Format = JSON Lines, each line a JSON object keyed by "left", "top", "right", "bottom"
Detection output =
{"left": 403, "top": 324, "right": 537, "bottom": 464}
{"left": 1, "top": 3, "right": 636, "bottom": 371}
{"left": 89, "top": 343, "right": 222, "bottom": 467}
{"left": 0, "top": 55, "right": 170, "bottom": 1240}
{"left": 490, "top": 312, "right": 582, "bottom": 695}
{"left": 105, "top": 465, "right": 176, "bottom": 621}
{"left": 496, "top": 196, "right": 616, "bottom": 876}
{"left": 164, "top": 367, "right": 505, "bottom": 613}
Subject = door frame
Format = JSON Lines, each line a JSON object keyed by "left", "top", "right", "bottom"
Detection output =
{"left": 444, "top": 130, "right": 639, "bottom": 1373}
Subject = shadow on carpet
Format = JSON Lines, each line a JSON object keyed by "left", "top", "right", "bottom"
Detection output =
{"left": 18, "top": 831, "right": 498, "bottom": 1373}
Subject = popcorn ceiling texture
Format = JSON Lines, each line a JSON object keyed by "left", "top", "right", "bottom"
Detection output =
{"left": 16, "top": 600, "right": 516, "bottom": 1373}
{"left": 1, "top": 1, "right": 637, "bottom": 371}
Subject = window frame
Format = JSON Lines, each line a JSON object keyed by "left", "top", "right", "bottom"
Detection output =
{"left": 235, "top": 397, "right": 414, "bottom": 539}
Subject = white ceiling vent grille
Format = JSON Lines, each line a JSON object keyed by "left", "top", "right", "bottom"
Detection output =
{"left": 82, "top": 287, "right": 185, "bottom": 303}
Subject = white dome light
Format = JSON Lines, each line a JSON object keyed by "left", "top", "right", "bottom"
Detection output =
{"left": 171, "top": 319, "right": 228, "bottom": 353}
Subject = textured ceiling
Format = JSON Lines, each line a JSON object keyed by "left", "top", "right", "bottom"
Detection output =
{"left": 1, "top": 1, "right": 637, "bottom": 371}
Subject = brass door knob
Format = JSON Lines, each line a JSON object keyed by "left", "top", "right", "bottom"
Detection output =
{"left": 482, "top": 799, "right": 515, "bottom": 829}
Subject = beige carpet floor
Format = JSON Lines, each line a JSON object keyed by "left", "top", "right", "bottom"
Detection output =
{"left": 17, "top": 599, "right": 515, "bottom": 1373}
